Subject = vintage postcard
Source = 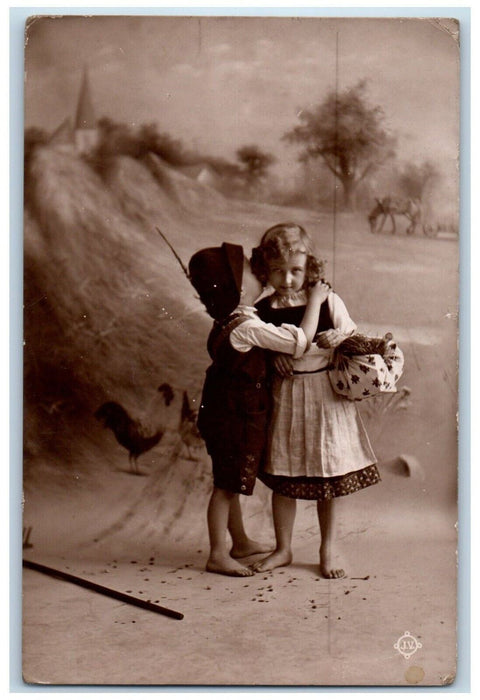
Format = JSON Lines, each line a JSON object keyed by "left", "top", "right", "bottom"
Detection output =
{"left": 22, "top": 13, "right": 460, "bottom": 687}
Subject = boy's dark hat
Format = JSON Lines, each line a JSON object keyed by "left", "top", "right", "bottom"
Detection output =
{"left": 188, "top": 243, "right": 244, "bottom": 321}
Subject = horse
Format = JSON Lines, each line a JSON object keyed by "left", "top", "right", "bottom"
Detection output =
{"left": 368, "top": 196, "right": 424, "bottom": 235}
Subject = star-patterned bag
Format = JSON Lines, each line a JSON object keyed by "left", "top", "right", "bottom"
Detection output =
{"left": 328, "top": 334, "right": 404, "bottom": 401}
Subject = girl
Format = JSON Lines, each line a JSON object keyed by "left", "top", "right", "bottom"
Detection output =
{"left": 251, "top": 223, "right": 380, "bottom": 579}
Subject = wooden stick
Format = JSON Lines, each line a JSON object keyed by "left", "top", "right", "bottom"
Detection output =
{"left": 155, "top": 226, "right": 190, "bottom": 280}
{"left": 23, "top": 559, "right": 184, "bottom": 620}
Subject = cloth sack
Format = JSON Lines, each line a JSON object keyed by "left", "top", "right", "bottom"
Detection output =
{"left": 328, "top": 337, "right": 404, "bottom": 401}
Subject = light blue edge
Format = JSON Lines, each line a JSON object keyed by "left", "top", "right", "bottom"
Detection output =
{"left": 9, "top": 5, "right": 471, "bottom": 694}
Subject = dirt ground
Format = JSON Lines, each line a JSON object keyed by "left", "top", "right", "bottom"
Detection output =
{"left": 21, "top": 455, "right": 457, "bottom": 688}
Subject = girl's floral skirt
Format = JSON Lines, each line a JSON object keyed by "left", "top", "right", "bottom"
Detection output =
{"left": 259, "top": 465, "right": 380, "bottom": 500}
{"left": 259, "top": 370, "right": 380, "bottom": 500}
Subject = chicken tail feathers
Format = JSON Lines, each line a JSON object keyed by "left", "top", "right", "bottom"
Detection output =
{"left": 95, "top": 401, "right": 131, "bottom": 427}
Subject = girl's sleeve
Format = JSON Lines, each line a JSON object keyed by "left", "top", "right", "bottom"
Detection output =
{"left": 328, "top": 292, "right": 357, "bottom": 334}
{"left": 230, "top": 319, "right": 307, "bottom": 358}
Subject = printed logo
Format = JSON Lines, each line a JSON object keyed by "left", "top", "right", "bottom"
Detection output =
{"left": 394, "top": 631, "right": 423, "bottom": 659}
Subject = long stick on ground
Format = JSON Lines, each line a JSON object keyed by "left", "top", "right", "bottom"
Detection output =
{"left": 23, "top": 559, "right": 184, "bottom": 620}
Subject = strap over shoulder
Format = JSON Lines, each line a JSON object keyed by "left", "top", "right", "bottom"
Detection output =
{"left": 208, "top": 313, "right": 250, "bottom": 360}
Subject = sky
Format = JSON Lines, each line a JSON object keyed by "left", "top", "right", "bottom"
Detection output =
{"left": 24, "top": 14, "right": 460, "bottom": 184}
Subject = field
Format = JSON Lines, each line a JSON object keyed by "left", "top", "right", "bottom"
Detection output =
{"left": 21, "top": 145, "right": 459, "bottom": 686}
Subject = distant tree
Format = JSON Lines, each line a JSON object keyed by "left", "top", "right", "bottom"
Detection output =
{"left": 95, "top": 117, "right": 117, "bottom": 135}
{"left": 204, "top": 156, "right": 242, "bottom": 179}
{"left": 397, "top": 160, "right": 440, "bottom": 201}
{"left": 284, "top": 80, "right": 396, "bottom": 209}
{"left": 236, "top": 145, "right": 276, "bottom": 190}
{"left": 137, "top": 123, "right": 194, "bottom": 166}
{"left": 92, "top": 118, "right": 193, "bottom": 166}
{"left": 94, "top": 118, "right": 142, "bottom": 159}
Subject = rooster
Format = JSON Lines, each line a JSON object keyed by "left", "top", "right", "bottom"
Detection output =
{"left": 95, "top": 383, "right": 174, "bottom": 474}
{"left": 179, "top": 391, "right": 204, "bottom": 460}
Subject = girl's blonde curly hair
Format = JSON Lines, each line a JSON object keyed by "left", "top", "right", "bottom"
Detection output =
{"left": 250, "top": 222, "right": 326, "bottom": 288}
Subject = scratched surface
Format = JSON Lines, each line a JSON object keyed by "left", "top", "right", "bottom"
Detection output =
{"left": 21, "top": 14, "right": 460, "bottom": 687}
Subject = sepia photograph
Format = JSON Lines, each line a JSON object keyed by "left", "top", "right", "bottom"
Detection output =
{"left": 21, "top": 12, "right": 461, "bottom": 687}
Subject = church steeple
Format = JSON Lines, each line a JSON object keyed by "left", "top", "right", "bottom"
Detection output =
{"left": 75, "top": 66, "right": 96, "bottom": 130}
{"left": 74, "top": 66, "right": 97, "bottom": 153}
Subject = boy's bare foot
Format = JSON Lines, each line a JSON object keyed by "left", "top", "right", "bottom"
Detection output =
{"left": 319, "top": 547, "right": 346, "bottom": 579}
{"left": 230, "top": 538, "right": 273, "bottom": 559}
{"left": 206, "top": 554, "right": 254, "bottom": 577}
{"left": 251, "top": 550, "right": 293, "bottom": 572}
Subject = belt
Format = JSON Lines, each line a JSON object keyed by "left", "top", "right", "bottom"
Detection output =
{"left": 292, "top": 365, "right": 333, "bottom": 375}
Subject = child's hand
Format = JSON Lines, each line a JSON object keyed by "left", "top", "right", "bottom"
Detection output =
{"left": 273, "top": 353, "right": 294, "bottom": 377}
{"left": 309, "top": 281, "right": 331, "bottom": 303}
{"left": 316, "top": 329, "right": 347, "bottom": 349}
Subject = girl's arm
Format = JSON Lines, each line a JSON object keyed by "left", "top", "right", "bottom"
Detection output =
{"left": 299, "top": 282, "right": 331, "bottom": 346}
{"left": 229, "top": 319, "right": 308, "bottom": 357}
{"left": 229, "top": 283, "right": 329, "bottom": 357}
{"left": 316, "top": 292, "right": 357, "bottom": 348}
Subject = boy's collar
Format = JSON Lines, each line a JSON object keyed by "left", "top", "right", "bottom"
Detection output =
{"left": 233, "top": 304, "right": 258, "bottom": 315}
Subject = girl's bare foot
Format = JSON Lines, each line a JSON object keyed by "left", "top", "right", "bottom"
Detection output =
{"left": 319, "top": 546, "right": 346, "bottom": 579}
{"left": 206, "top": 554, "right": 254, "bottom": 577}
{"left": 230, "top": 538, "right": 273, "bottom": 559}
{"left": 251, "top": 549, "right": 293, "bottom": 572}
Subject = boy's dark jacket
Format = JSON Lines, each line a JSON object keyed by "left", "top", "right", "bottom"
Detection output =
{"left": 197, "top": 312, "right": 269, "bottom": 495}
